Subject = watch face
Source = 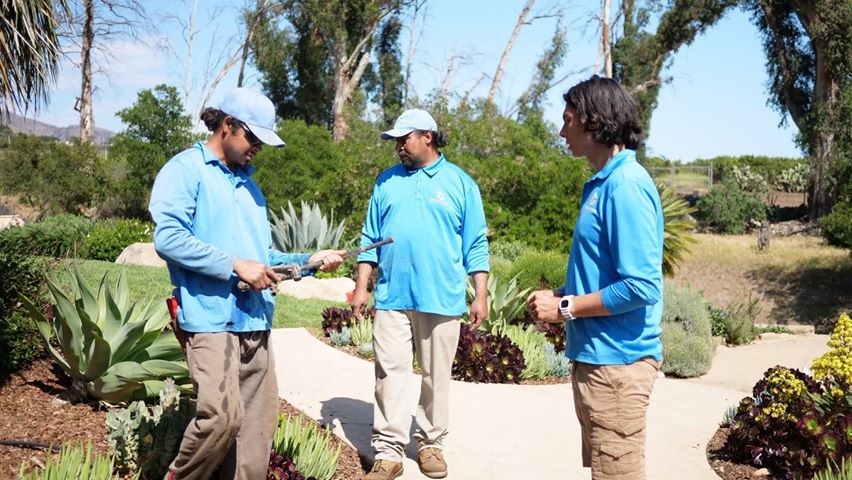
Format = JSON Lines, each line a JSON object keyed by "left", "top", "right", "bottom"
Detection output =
{"left": 560, "top": 298, "right": 570, "bottom": 308}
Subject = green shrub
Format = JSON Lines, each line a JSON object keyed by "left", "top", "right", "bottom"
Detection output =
{"left": 660, "top": 284, "right": 714, "bottom": 378}
{"left": 107, "top": 378, "right": 195, "bottom": 479}
{"left": 18, "top": 441, "right": 119, "bottom": 479}
{"left": 822, "top": 201, "right": 852, "bottom": 251}
{"left": 708, "top": 297, "right": 760, "bottom": 346}
{"left": 0, "top": 214, "right": 93, "bottom": 257}
{"left": 504, "top": 324, "right": 549, "bottom": 380}
{"left": 0, "top": 252, "right": 47, "bottom": 376}
{"left": 82, "top": 218, "right": 154, "bottom": 261}
{"left": 490, "top": 240, "right": 529, "bottom": 262}
{"left": 508, "top": 250, "right": 566, "bottom": 291}
{"left": 695, "top": 181, "right": 767, "bottom": 234}
{"left": 271, "top": 413, "right": 341, "bottom": 480}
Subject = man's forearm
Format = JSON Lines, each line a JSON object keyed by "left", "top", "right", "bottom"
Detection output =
{"left": 354, "top": 262, "right": 375, "bottom": 292}
{"left": 471, "top": 271, "right": 488, "bottom": 299}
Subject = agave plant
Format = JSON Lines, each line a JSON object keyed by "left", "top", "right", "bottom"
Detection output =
{"left": 270, "top": 201, "right": 346, "bottom": 252}
{"left": 350, "top": 314, "right": 373, "bottom": 349}
{"left": 466, "top": 274, "right": 531, "bottom": 336}
{"left": 657, "top": 182, "right": 697, "bottom": 278}
{"left": 504, "top": 324, "right": 549, "bottom": 380}
{"left": 20, "top": 268, "right": 190, "bottom": 403}
{"left": 19, "top": 441, "right": 120, "bottom": 480}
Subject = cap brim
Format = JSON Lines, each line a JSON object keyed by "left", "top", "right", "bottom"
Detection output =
{"left": 380, "top": 128, "right": 415, "bottom": 140}
{"left": 246, "top": 123, "right": 286, "bottom": 147}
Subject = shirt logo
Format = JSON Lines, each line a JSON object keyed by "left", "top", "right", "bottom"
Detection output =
{"left": 583, "top": 191, "right": 598, "bottom": 214}
{"left": 430, "top": 190, "right": 450, "bottom": 207}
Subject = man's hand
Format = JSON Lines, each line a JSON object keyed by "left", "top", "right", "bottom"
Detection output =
{"left": 234, "top": 259, "right": 279, "bottom": 291}
{"left": 309, "top": 249, "right": 346, "bottom": 272}
{"left": 526, "top": 289, "right": 562, "bottom": 326}
{"left": 349, "top": 288, "right": 371, "bottom": 320}
{"left": 468, "top": 294, "right": 488, "bottom": 329}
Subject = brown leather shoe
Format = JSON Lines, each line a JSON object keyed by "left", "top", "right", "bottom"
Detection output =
{"left": 365, "top": 459, "right": 403, "bottom": 480}
{"left": 418, "top": 447, "right": 448, "bottom": 478}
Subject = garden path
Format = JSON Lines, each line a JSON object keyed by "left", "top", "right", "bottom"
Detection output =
{"left": 272, "top": 328, "right": 761, "bottom": 480}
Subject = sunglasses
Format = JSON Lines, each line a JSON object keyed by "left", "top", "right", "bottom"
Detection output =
{"left": 234, "top": 119, "right": 262, "bottom": 147}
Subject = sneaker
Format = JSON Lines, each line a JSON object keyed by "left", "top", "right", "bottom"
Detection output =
{"left": 418, "top": 447, "right": 448, "bottom": 478}
{"left": 365, "top": 459, "right": 403, "bottom": 480}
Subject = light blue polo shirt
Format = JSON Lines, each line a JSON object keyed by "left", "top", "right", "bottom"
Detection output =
{"left": 564, "top": 149, "right": 664, "bottom": 365}
{"left": 358, "top": 154, "right": 489, "bottom": 316}
{"left": 149, "top": 142, "right": 309, "bottom": 333}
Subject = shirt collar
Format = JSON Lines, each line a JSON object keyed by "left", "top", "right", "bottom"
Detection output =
{"left": 589, "top": 149, "right": 636, "bottom": 182}
{"left": 197, "top": 141, "right": 257, "bottom": 180}
{"left": 408, "top": 153, "right": 446, "bottom": 177}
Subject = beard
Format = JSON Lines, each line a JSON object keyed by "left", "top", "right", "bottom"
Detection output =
{"left": 399, "top": 154, "right": 416, "bottom": 169}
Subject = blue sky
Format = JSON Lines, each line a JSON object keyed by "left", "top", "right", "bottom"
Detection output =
{"left": 31, "top": 0, "right": 801, "bottom": 162}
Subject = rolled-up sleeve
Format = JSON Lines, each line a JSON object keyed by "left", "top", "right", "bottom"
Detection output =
{"left": 149, "top": 159, "right": 235, "bottom": 280}
{"left": 461, "top": 183, "right": 489, "bottom": 274}
{"left": 599, "top": 181, "right": 662, "bottom": 314}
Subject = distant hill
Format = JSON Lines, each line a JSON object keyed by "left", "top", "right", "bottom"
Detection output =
{"left": 1, "top": 112, "right": 114, "bottom": 145}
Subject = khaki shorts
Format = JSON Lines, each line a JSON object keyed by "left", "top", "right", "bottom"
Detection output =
{"left": 572, "top": 357, "right": 661, "bottom": 480}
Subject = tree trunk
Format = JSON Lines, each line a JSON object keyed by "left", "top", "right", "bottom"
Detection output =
{"left": 808, "top": 46, "right": 839, "bottom": 221}
{"left": 237, "top": 0, "right": 266, "bottom": 87}
{"left": 332, "top": 46, "right": 371, "bottom": 142}
{"left": 487, "top": 0, "right": 535, "bottom": 103}
{"left": 79, "top": 0, "right": 95, "bottom": 143}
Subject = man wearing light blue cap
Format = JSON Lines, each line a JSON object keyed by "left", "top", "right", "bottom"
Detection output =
{"left": 350, "top": 109, "right": 490, "bottom": 480}
{"left": 149, "top": 87, "right": 344, "bottom": 480}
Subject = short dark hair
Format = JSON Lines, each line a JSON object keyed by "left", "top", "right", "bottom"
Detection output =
{"left": 200, "top": 107, "right": 240, "bottom": 133}
{"left": 563, "top": 75, "right": 642, "bottom": 150}
{"left": 416, "top": 129, "right": 448, "bottom": 148}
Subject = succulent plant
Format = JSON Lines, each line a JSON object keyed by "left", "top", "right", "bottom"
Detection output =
{"left": 320, "top": 307, "right": 356, "bottom": 337}
{"left": 466, "top": 274, "right": 530, "bottom": 336}
{"left": 20, "top": 268, "right": 190, "bottom": 403}
{"left": 350, "top": 314, "right": 373, "bottom": 347}
{"left": 329, "top": 327, "right": 351, "bottom": 346}
{"left": 544, "top": 342, "right": 571, "bottom": 378}
{"left": 271, "top": 413, "right": 340, "bottom": 480}
{"left": 270, "top": 200, "right": 345, "bottom": 252}
{"left": 267, "top": 452, "right": 306, "bottom": 480}
{"left": 452, "top": 323, "right": 525, "bottom": 384}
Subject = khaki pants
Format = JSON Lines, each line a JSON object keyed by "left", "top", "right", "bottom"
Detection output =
{"left": 371, "top": 310, "right": 460, "bottom": 461}
{"left": 572, "top": 357, "right": 660, "bottom": 480}
{"left": 168, "top": 331, "right": 278, "bottom": 480}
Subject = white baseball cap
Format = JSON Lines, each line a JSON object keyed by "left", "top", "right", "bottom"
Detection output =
{"left": 380, "top": 109, "right": 438, "bottom": 140}
{"left": 216, "top": 87, "right": 285, "bottom": 147}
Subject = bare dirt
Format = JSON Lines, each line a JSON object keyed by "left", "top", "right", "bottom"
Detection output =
{"left": 0, "top": 359, "right": 366, "bottom": 479}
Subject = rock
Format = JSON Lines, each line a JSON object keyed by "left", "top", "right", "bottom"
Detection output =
{"left": 276, "top": 276, "right": 355, "bottom": 303}
{"left": 115, "top": 242, "right": 166, "bottom": 267}
{"left": 752, "top": 468, "right": 771, "bottom": 477}
{"left": 0, "top": 214, "right": 25, "bottom": 230}
{"left": 656, "top": 370, "right": 665, "bottom": 379}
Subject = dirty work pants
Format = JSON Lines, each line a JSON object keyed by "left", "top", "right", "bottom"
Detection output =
{"left": 371, "top": 310, "right": 460, "bottom": 461}
{"left": 168, "top": 331, "right": 278, "bottom": 480}
{"left": 572, "top": 357, "right": 661, "bottom": 480}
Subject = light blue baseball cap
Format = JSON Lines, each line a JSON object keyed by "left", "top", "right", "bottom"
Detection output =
{"left": 216, "top": 87, "right": 285, "bottom": 147}
{"left": 380, "top": 109, "right": 438, "bottom": 140}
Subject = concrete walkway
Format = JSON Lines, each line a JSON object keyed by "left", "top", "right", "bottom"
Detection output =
{"left": 272, "top": 328, "right": 796, "bottom": 480}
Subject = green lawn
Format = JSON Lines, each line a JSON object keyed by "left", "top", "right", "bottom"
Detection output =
{"left": 57, "top": 259, "right": 343, "bottom": 332}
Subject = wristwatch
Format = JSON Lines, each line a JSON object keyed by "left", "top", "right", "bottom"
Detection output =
{"left": 559, "top": 295, "right": 576, "bottom": 320}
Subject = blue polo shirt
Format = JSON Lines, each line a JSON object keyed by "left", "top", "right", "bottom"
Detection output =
{"left": 564, "top": 149, "right": 664, "bottom": 365}
{"left": 358, "top": 154, "right": 489, "bottom": 316}
{"left": 149, "top": 142, "right": 309, "bottom": 333}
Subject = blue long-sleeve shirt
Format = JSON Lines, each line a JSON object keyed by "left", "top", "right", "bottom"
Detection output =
{"left": 358, "top": 154, "right": 489, "bottom": 316}
{"left": 149, "top": 142, "right": 309, "bottom": 332}
{"left": 564, "top": 149, "right": 664, "bottom": 365}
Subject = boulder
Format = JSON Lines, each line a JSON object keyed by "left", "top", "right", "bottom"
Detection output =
{"left": 115, "top": 242, "right": 166, "bottom": 267}
{"left": 276, "top": 276, "right": 354, "bottom": 303}
{"left": 0, "top": 214, "right": 25, "bottom": 230}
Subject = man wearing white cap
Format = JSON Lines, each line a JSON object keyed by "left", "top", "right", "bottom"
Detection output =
{"left": 149, "top": 87, "right": 344, "bottom": 479}
{"left": 350, "top": 109, "right": 490, "bottom": 479}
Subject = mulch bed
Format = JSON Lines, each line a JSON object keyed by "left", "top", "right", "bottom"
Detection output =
{"left": 0, "top": 358, "right": 366, "bottom": 479}
{"left": 706, "top": 426, "right": 769, "bottom": 480}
